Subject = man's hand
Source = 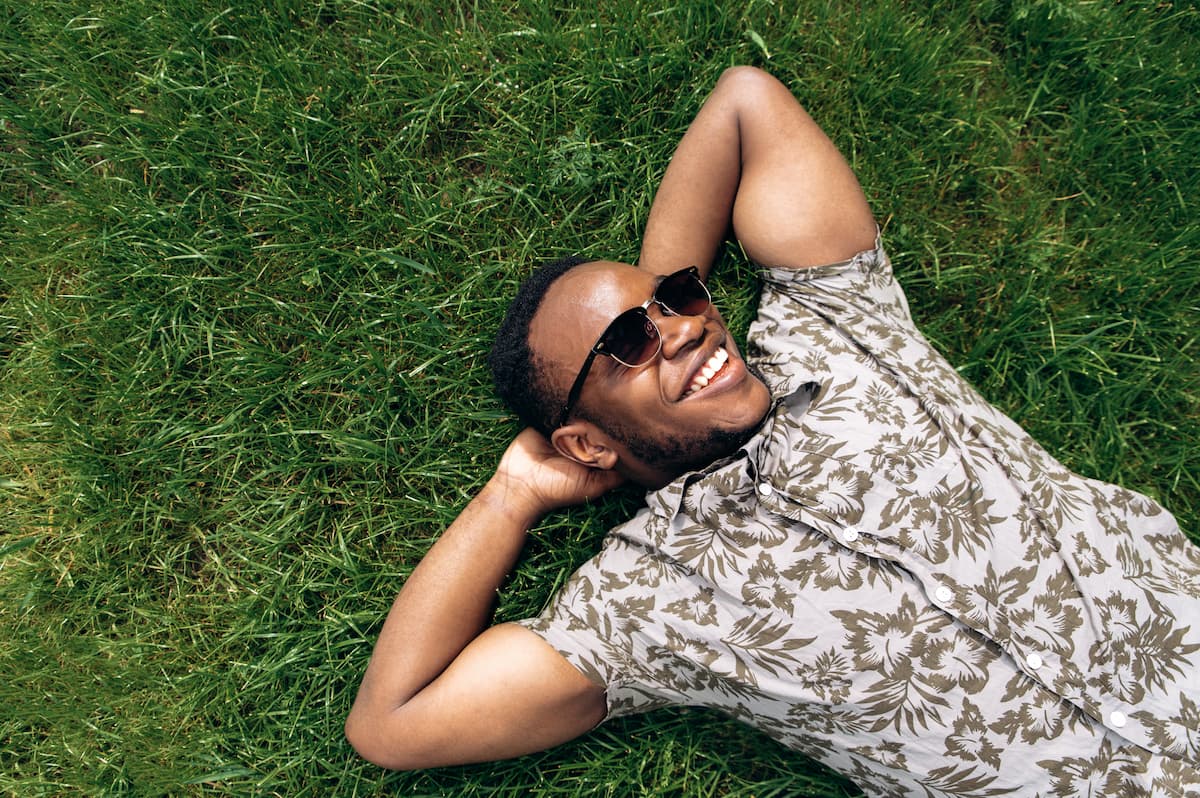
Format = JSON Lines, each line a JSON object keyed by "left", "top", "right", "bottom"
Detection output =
{"left": 490, "top": 428, "right": 625, "bottom": 523}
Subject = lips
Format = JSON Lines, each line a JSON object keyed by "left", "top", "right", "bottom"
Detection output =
{"left": 682, "top": 347, "right": 730, "bottom": 398}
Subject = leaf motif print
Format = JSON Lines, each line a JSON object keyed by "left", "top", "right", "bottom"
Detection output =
{"left": 917, "top": 764, "right": 1020, "bottom": 798}
{"left": 726, "top": 515, "right": 790, "bottom": 549}
{"left": 721, "top": 613, "right": 815, "bottom": 684}
{"left": 623, "top": 549, "right": 691, "bottom": 589}
{"left": 1037, "top": 738, "right": 1146, "bottom": 798}
{"left": 890, "top": 494, "right": 950, "bottom": 564}
{"left": 868, "top": 432, "right": 944, "bottom": 486}
{"left": 557, "top": 571, "right": 595, "bottom": 608}
{"left": 1148, "top": 692, "right": 1200, "bottom": 761}
{"left": 1088, "top": 483, "right": 1135, "bottom": 538}
{"left": 610, "top": 593, "right": 656, "bottom": 636}
{"left": 799, "top": 348, "right": 831, "bottom": 378}
{"left": 1007, "top": 568, "right": 1082, "bottom": 655}
{"left": 1069, "top": 531, "right": 1111, "bottom": 577}
{"left": 781, "top": 548, "right": 868, "bottom": 591}
{"left": 806, "top": 374, "right": 865, "bottom": 422}
{"left": 848, "top": 739, "right": 907, "bottom": 771}
{"left": 647, "top": 635, "right": 764, "bottom": 706}
{"left": 786, "top": 701, "right": 869, "bottom": 738}
{"left": 1088, "top": 591, "right": 1167, "bottom": 697}
{"left": 682, "top": 484, "right": 746, "bottom": 523}
{"left": 991, "top": 688, "right": 1075, "bottom": 746}
{"left": 944, "top": 698, "right": 1004, "bottom": 770}
{"left": 885, "top": 480, "right": 1003, "bottom": 565}
{"left": 834, "top": 593, "right": 949, "bottom": 676}
{"left": 1113, "top": 609, "right": 1190, "bottom": 696}
{"left": 643, "top": 630, "right": 733, "bottom": 698}
{"left": 843, "top": 757, "right": 908, "bottom": 798}
{"left": 1141, "top": 533, "right": 1200, "bottom": 597}
{"left": 1097, "top": 657, "right": 1143, "bottom": 705}
{"left": 795, "top": 648, "right": 854, "bottom": 703}
{"left": 600, "top": 568, "right": 634, "bottom": 592}
{"left": 556, "top": 573, "right": 598, "bottom": 633}
{"left": 1115, "top": 540, "right": 1153, "bottom": 581}
{"left": 669, "top": 519, "right": 750, "bottom": 581}
{"left": 659, "top": 626, "right": 721, "bottom": 668}
{"left": 813, "top": 461, "right": 871, "bottom": 518}
{"left": 663, "top": 587, "right": 719, "bottom": 626}
{"left": 920, "top": 631, "right": 997, "bottom": 694}
{"left": 1007, "top": 593, "right": 1083, "bottom": 655}
{"left": 1152, "top": 758, "right": 1200, "bottom": 798}
{"left": 856, "top": 380, "right": 904, "bottom": 428}
{"left": 859, "top": 671, "right": 952, "bottom": 734}
{"left": 1105, "top": 484, "right": 1167, "bottom": 519}
{"left": 640, "top": 511, "right": 673, "bottom": 548}
{"left": 1027, "top": 463, "right": 1088, "bottom": 529}
{"left": 932, "top": 481, "right": 1004, "bottom": 561}
{"left": 742, "top": 551, "right": 797, "bottom": 614}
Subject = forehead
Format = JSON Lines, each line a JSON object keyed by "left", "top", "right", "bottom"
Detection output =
{"left": 529, "top": 260, "right": 654, "bottom": 379}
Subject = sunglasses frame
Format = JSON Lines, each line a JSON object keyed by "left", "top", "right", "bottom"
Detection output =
{"left": 555, "top": 266, "right": 710, "bottom": 429}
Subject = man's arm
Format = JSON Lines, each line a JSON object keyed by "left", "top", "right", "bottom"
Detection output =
{"left": 344, "top": 430, "right": 615, "bottom": 769}
{"left": 639, "top": 66, "right": 877, "bottom": 277}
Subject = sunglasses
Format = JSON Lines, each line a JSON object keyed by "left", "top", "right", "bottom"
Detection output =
{"left": 556, "top": 266, "right": 711, "bottom": 428}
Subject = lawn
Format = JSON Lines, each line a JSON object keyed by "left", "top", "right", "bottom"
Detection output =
{"left": 2, "top": 0, "right": 1197, "bottom": 795}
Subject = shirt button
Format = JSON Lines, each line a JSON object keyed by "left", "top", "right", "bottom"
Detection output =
{"left": 934, "top": 586, "right": 953, "bottom": 603}
{"left": 757, "top": 482, "right": 773, "bottom": 497}
{"left": 842, "top": 526, "right": 860, "bottom": 543}
{"left": 1109, "top": 710, "right": 1127, "bottom": 728}
{"left": 1025, "top": 653, "right": 1044, "bottom": 670}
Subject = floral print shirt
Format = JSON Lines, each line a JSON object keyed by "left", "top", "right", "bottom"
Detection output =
{"left": 518, "top": 239, "right": 1200, "bottom": 797}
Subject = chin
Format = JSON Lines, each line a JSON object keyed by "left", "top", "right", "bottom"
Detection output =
{"left": 605, "top": 367, "right": 774, "bottom": 480}
{"left": 624, "top": 410, "right": 767, "bottom": 479}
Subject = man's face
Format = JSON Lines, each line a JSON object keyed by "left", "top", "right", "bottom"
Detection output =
{"left": 531, "top": 261, "right": 773, "bottom": 479}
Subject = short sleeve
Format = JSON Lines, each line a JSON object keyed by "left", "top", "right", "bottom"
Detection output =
{"left": 515, "top": 525, "right": 682, "bottom": 720}
{"left": 746, "top": 238, "right": 924, "bottom": 397}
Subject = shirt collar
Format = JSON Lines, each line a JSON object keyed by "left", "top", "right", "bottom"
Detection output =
{"left": 643, "top": 380, "right": 820, "bottom": 520}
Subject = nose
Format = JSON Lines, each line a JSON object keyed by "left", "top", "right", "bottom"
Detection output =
{"left": 652, "top": 304, "right": 708, "bottom": 360}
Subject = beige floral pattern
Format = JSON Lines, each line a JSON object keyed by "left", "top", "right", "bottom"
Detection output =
{"left": 519, "top": 240, "right": 1200, "bottom": 797}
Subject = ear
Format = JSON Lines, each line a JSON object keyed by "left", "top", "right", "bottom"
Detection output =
{"left": 550, "top": 421, "right": 619, "bottom": 471}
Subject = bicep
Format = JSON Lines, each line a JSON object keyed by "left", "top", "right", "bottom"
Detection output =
{"left": 347, "top": 623, "right": 606, "bottom": 770}
{"left": 728, "top": 75, "right": 877, "bottom": 269}
{"left": 639, "top": 67, "right": 876, "bottom": 275}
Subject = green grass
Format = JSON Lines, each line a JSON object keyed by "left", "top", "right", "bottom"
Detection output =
{"left": 2, "top": 0, "right": 1197, "bottom": 795}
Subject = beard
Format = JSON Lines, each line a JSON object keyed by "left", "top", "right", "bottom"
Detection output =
{"left": 583, "top": 362, "right": 772, "bottom": 477}
{"left": 618, "top": 422, "right": 760, "bottom": 475}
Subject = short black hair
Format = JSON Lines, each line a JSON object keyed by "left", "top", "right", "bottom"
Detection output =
{"left": 489, "top": 255, "right": 591, "bottom": 436}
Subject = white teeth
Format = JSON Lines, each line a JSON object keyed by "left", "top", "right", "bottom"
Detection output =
{"left": 683, "top": 347, "right": 729, "bottom": 397}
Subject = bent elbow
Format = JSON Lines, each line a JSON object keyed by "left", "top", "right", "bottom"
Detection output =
{"left": 344, "top": 710, "right": 421, "bottom": 771}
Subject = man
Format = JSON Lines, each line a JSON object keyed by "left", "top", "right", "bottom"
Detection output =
{"left": 346, "top": 67, "right": 1200, "bottom": 796}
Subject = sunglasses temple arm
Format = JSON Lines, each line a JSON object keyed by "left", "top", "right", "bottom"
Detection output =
{"left": 557, "top": 350, "right": 600, "bottom": 429}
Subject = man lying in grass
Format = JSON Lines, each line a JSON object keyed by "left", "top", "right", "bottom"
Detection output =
{"left": 346, "top": 67, "right": 1200, "bottom": 796}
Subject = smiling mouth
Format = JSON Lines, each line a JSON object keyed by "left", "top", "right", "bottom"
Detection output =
{"left": 682, "top": 347, "right": 730, "bottom": 398}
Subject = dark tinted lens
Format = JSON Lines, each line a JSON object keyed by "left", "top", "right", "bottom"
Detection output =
{"left": 657, "top": 269, "right": 710, "bottom": 315}
{"left": 603, "top": 309, "right": 660, "bottom": 365}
